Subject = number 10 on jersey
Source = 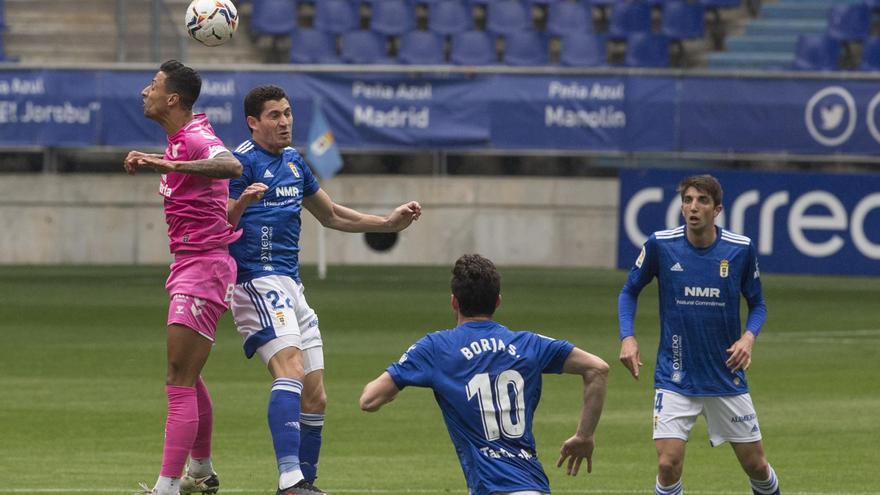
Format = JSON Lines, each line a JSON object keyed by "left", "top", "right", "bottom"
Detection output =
{"left": 466, "top": 370, "right": 526, "bottom": 441}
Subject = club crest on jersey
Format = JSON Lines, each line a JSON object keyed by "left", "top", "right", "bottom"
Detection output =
{"left": 288, "top": 162, "right": 300, "bottom": 178}
{"left": 720, "top": 259, "right": 729, "bottom": 278}
{"left": 635, "top": 246, "right": 646, "bottom": 268}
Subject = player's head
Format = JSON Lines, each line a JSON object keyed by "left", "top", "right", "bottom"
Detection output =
{"left": 678, "top": 175, "right": 723, "bottom": 230}
{"left": 244, "top": 85, "right": 292, "bottom": 154}
{"left": 451, "top": 254, "right": 501, "bottom": 318}
{"left": 142, "top": 60, "right": 201, "bottom": 119}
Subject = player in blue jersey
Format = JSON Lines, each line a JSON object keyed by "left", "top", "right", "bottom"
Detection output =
{"left": 618, "top": 175, "right": 780, "bottom": 495}
{"left": 360, "top": 254, "right": 609, "bottom": 495}
{"left": 225, "top": 85, "right": 422, "bottom": 495}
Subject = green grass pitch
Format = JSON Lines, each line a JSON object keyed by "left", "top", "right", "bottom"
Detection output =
{"left": 0, "top": 265, "right": 878, "bottom": 494}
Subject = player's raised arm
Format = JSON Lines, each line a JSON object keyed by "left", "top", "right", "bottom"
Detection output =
{"left": 303, "top": 189, "right": 421, "bottom": 233}
{"left": 359, "top": 372, "right": 401, "bottom": 412}
{"left": 556, "top": 348, "right": 609, "bottom": 476}
{"left": 133, "top": 150, "right": 243, "bottom": 178}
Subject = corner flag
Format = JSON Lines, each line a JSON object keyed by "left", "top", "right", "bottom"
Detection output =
{"left": 307, "top": 101, "right": 343, "bottom": 179}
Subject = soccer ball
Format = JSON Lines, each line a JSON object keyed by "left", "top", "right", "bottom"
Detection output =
{"left": 185, "top": 0, "right": 238, "bottom": 47}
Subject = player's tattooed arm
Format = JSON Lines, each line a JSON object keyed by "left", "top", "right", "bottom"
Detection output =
{"left": 124, "top": 151, "right": 242, "bottom": 178}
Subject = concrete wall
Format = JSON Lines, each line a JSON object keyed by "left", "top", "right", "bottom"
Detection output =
{"left": 0, "top": 174, "right": 620, "bottom": 267}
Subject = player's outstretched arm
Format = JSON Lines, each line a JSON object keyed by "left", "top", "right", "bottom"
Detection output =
{"left": 303, "top": 189, "right": 421, "bottom": 233}
{"left": 359, "top": 372, "right": 401, "bottom": 412}
{"left": 556, "top": 348, "right": 609, "bottom": 476}
{"left": 125, "top": 151, "right": 242, "bottom": 178}
{"left": 227, "top": 182, "right": 268, "bottom": 229}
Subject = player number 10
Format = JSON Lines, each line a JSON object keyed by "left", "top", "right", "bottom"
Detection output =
{"left": 466, "top": 370, "right": 526, "bottom": 441}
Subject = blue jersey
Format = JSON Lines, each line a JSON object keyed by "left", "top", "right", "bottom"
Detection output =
{"left": 387, "top": 320, "right": 574, "bottom": 495}
{"left": 619, "top": 226, "right": 767, "bottom": 397}
{"left": 229, "top": 140, "right": 320, "bottom": 284}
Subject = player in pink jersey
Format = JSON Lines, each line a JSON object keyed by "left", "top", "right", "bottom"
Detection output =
{"left": 124, "top": 60, "right": 242, "bottom": 495}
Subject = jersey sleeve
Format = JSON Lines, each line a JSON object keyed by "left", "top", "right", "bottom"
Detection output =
{"left": 531, "top": 333, "right": 575, "bottom": 374}
{"left": 618, "top": 236, "right": 659, "bottom": 339}
{"left": 228, "top": 150, "right": 252, "bottom": 200}
{"left": 386, "top": 334, "right": 435, "bottom": 389}
{"left": 297, "top": 155, "right": 320, "bottom": 197}
{"left": 186, "top": 126, "right": 227, "bottom": 161}
{"left": 741, "top": 241, "right": 767, "bottom": 335}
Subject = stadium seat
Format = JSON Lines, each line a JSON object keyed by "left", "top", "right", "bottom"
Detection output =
{"left": 860, "top": 36, "right": 880, "bottom": 71}
{"left": 608, "top": 1, "right": 653, "bottom": 41}
{"left": 661, "top": 1, "right": 705, "bottom": 41}
{"left": 370, "top": 0, "right": 416, "bottom": 36}
{"left": 792, "top": 34, "right": 840, "bottom": 71}
{"left": 450, "top": 30, "right": 497, "bottom": 65}
{"left": 250, "top": 0, "right": 298, "bottom": 36}
{"left": 314, "top": 0, "right": 359, "bottom": 35}
{"left": 546, "top": 1, "right": 594, "bottom": 37}
{"left": 699, "top": 0, "right": 740, "bottom": 8}
{"left": 826, "top": 3, "right": 871, "bottom": 42}
{"left": 340, "top": 30, "right": 393, "bottom": 63}
{"left": 486, "top": 0, "right": 531, "bottom": 36}
{"left": 428, "top": 0, "right": 472, "bottom": 35}
{"left": 502, "top": 31, "right": 549, "bottom": 65}
{"left": 624, "top": 32, "right": 670, "bottom": 67}
{"left": 289, "top": 28, "right": 341, "bottom": 64}
{"left": 559, "top": 32, "right": 606, "bottom": 66}
{"left": 398, "top": 30, "right": 446, "bottom": 64}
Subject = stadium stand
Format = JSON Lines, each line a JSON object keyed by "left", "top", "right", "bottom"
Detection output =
{"left": 607, "top": 1, "right": 653, "bottom": 41}
{"left": 624, "top": 32, "right": 670, "bottom": 67}
{"left": 289, "top": 28, "right": 342, "bottom": 64}
{"left": 826, "top": 3, "right": 871, "bottom": 42}
{"left": 450, "top": 29, "right": 497, "bottom": 64}
{"left": 559, "top": 32, "right": 607, "bottom": 66}
{"left": 792, "top": 33, "right": 841, "bottom": 70}
{"left": 859, "top": 35, "right": 880, "bottom": 70}
{"left": 398, "top": 30, "right": 446, "bottom": 64}
{"left": 486, "top": 0, "right": 531, "bottom": 36}
{"left": 428, "top": 0, "right": 473, "bottom": 35}
{"left": 370, "top": 0, "right": 416, "bottom": 36}
{"left": 502, "top": 30, "right": 549, "bottom": 65}
{"left": 545, "top": 1, "right": 594, "bottom": 37}
{"left": 340, "top": 29, "right": 393, "bottom": 63}
{"left": 315, "top": 0, "right": 359, "bottom": 35}
{"left": 250, "top": 0, "right": 298, "bottom": 36}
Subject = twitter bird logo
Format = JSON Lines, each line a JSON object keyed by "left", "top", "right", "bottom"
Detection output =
{"left": 820, "top": 104, "right": 845, "bottom": 130}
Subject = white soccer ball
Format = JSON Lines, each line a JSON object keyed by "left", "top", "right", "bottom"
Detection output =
{"left": 184, "top": 0, "right": 238, "bottom": 47}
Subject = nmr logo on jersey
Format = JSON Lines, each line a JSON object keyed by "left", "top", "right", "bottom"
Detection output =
{"left": 276, "top": 185, "right": 300, "bottom": 198}
{"left": 618, "top": 169, "right": 880, "bottom": 276}
{"left": 684, "top": 287, "right": 720, "bottom": 298}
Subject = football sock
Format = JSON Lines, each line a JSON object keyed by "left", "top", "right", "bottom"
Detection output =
{"left": 186, "top": 457, "right": 214, "bottom": 478}
{"left": 154, "top": 475, "right": 180, "bottom": 495}
{"left": 161, "top": 385, "right": 198, "bottom": 478}
{"left": 190, "top": 376, "right": 214, "bottom": 465}
{"left": 750, "top": 465, "right": 780, "bottom": 495}
{"left": 269, "top": 378, "right": 305, "bottom": 489}
{"left": 299, "top": 412, "right": 325, "bottom": 482}
{"left": 656, "top": 477, "right": 683, "bottom": 495}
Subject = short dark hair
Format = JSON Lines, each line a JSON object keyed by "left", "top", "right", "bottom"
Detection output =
{"left": 243, "top": 85, "right": 289, "bottom": 133}
{"left": 678, "top": 175, "right": 723, "bottom": 207}
{"left": 159, "top": 60, "right": 201, "bottom": 111}
{"left": 451, "top": 254, "right": 501, "bottom": 317}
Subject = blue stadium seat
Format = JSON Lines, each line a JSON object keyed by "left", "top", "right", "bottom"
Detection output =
{"left": 428, "top": 1, "right": 472, "bottom": 35}
{"left": 867, "top": 0, "right": 880, "bottom": 11}
{"left": 792, "top": 34, "right": 840, "bottom": 71}
{"left": 608, "top": 1, "right": 652, "bottom": 41}
{"left": 289, "top": 28, "right": 341, "bottom": 63}
{"left": 340, "top": 30, "right": 393, "bottom": 63}
{"left": 450, "top": 30, "right": 497, "bottom": 64}
{"left": 624, "top": 32, "right": 670, "bottom": 67}
{"left": 826, "top": 3, "right": 871, "bottom": 42}
{"left": 699, "top": 0, "right": 740, "bottom": 8}
{"left": 560, "top": 32, "right": 606, "bottom": 66}
{"left": 546, "top": 1, "right": 593, "bottom": 37}
{"left": 398, "top": 30, "right": 446, "bottom": 64}
{"left": 502, "top": 31, "right": 549, "bottom": 65}
{"left": 860, "top": 36, "right": 880, "bottom": 71}
{"left": 661, "top": 1, "right": 705, "bottom": 41}
{"left": 486, "top": 0, "right": 530, "bottom": 36}
{"left": 315, "top": 0, "right": 359, "bottom": 35}
{"left": 251, "top": 0, "right": 298, "bottom": 36}
{"left": 370, "top": 0, "right": 415, "bottom": 36}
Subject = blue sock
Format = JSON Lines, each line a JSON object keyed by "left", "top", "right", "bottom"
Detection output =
{"left": 299, "top": 412, "right": 324, "bottom": 482}
{"left": 268, "top": 379, "right": 303, "bottom": 479}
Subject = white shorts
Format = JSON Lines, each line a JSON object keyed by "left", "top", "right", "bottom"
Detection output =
{"left": 652, "top": 389, "right": 763, "bottom": 447}
{"left": 231, "top": 275, "right": 324, "bottom": 372}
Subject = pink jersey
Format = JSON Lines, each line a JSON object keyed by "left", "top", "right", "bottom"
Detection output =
{"left": 159, "top": 113, "right": 241, "bottom": 254}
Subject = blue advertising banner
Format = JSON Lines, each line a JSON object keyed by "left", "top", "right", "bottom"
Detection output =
{"left": 618, "top": 168, "right": 880, "bottom": 276}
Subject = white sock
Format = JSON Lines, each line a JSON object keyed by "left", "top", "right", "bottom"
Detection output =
{"left": 279, "top": 468, "right": 305, "bottom": 490}
{"left": 154, "top": 476, "right": 180, "bottom": 495}
{"left": 187, "top": 457, "right": 214, "bottom": 477}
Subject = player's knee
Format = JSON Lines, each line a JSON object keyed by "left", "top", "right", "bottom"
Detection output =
{"left": 302, "top": 388, "right": 327, "bottom": 412}
{"left": 657, "top": 456, "right": 683, "bottom": 480}
{"left": 742, "top": 456, "right": 769, "bottom": 479}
